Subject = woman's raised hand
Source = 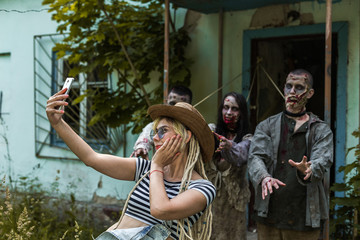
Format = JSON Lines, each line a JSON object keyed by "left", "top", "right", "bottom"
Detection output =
{"left": 152, "top": 135, "right": 182, "bottom": 168}
{"left": 45, "top": 88, "right": 69, "bottom": 127}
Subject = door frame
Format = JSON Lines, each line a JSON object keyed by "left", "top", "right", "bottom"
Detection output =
{"left": 242, "top": 21, "right": 348, "bottom": 188}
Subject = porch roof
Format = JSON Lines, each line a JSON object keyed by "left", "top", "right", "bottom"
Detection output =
{"left": 169, "top": 0, "right": 327, "bottom": 14}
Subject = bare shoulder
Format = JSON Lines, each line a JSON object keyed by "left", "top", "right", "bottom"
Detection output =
{"left": 191, "top": 171, "right": 204, "bottom": 180}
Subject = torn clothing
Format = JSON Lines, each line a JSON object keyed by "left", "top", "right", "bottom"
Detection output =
{"left": 206, "top": 123, "right": 251, "bottom": 239}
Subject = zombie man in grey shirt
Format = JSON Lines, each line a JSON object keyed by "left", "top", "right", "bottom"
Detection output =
{"left": 248, "top": 69, "right": 333, "bottom": 240}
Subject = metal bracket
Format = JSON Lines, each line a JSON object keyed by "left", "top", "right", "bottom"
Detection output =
{"left": 0, "top": 91, "right": 10, "bottom": 118}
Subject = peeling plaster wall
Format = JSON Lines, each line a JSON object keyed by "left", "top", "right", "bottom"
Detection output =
{"left": 179, "top": 0, "right": 359, "bottom": 163}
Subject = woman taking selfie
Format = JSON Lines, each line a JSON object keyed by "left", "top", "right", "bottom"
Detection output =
{"left": 46, "top": 88, "right": 215, "bottom": 240}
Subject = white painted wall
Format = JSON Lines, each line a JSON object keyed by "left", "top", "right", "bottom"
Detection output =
{"left": 0, "top": 0, "right": 135, "bottom": 202}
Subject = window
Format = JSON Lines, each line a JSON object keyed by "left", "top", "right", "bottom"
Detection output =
{"left": 51, "top": 56, "right": 110, "bottom": 150}
{"left": 34, "top": 34, "right": 124, "bottom": 159}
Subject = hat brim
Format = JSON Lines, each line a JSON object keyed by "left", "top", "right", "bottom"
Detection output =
{"left": 148, "top": 104, "right": 214, "bottom": 162}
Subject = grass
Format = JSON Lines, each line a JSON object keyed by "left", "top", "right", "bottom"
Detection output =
{"left": 0, "top": 175, "right": 105, "bottom": 240}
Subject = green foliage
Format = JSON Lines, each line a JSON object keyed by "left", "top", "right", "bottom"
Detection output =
{"left": 42, "top": 0, "right": 192, "bottom": 133}
{"left": 0, "top": 176, "right": 104, "bottom": 239}
{"left": 330, "top": 128, "right": 360, "bottom": 239}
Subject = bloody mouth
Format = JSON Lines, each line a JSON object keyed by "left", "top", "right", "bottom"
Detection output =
{"left": 224, "top": 117, "right": 236, "bottom": 124}
{"left": 286, "top": 95, "right": 301, "bottom": 104}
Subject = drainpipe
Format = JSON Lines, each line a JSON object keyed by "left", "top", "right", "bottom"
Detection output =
{"left": 356, "top": 2, "right": 360, "bottom": 240}
{"left": 164, "top": 0, "right": 170, "bottom": 103}
{"left": 323, "top": 0, "right": 332, "bottom": 239}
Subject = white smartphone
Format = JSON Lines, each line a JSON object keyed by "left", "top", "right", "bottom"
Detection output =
{"left": 59, "top": 77, "right": 74, "bottom": 110}
{"left": 62, "top": 77, "right": 74, "bottom": 94}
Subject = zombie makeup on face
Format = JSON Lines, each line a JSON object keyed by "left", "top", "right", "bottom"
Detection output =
{"left": 222, "top": 96, "right": 240, "bottom": 129}
{"left": 284, "top": 74, "right": 311, "bottom": 112}
{"left": 284, "top": 82, "right": 308, "bottom": 95}
{"left": 285, "top": 73, "right": 311, "bottom": 91}
{"left": 167, "top": 92, "right": 190, "bottom": 106}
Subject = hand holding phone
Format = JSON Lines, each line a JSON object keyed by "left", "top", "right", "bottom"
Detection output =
{"left": 59, "top": 77, "right": 74, "bottom": 110}
{"left": 62, "top": 77, "right": 74, "bottom": 94}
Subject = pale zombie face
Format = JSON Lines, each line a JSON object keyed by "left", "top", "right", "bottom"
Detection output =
{"left": 222, "top": 96, "right": 240, "bottom": 129}
{"left": 284, "top": 73, "right": 312, "bottom": 113}
{"left": 167, "top": 92, "right": 190, "bottom": 106}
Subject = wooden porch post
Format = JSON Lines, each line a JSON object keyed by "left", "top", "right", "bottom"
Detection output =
{"left": 323, "top": 0, "right": 332, "bottom": 239}
{"left": 218, "top": 9, "right": 224, "bottom": 106}
{"left": 164, "top": 0, "right": 170, "bottom": 103}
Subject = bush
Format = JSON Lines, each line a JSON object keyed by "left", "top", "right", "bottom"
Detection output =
{"left": 330, "top": 128, "right": 360, "bottom": 239}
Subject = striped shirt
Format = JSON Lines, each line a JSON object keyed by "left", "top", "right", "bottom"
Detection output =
{"left": 125, "top": 157, "right": 216, "bottom": 240}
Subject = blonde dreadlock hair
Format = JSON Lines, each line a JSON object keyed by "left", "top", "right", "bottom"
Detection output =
{"left": 153, "top": 117, "right": 213, "bottom": 240}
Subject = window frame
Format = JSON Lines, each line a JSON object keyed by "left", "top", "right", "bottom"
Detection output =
{"left": 50, "top": 52, "right": 111, "bottom": 152}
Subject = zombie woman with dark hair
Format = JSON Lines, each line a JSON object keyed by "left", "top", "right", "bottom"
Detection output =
{"left": 215, "top": 92, "right": 250, "bottom": 143}
{"left": 206, "top": 92, "right": 252, "bottom": 240}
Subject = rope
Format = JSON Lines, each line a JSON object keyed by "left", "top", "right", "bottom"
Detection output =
{"left": 193, "top": 71, "right": 243, "bottom": 107}
{"left": 193, "top": 60, "right": 286, "bottom": 108}
{"left": 259, "top": 64, "right": 285, "bottom": 100}
{"left": 246, "top": 64, "right": 259, "bottom": 103}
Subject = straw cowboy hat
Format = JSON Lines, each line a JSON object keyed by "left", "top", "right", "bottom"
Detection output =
{"left": 148, "top": 102, "right": 214, "bottom": 162}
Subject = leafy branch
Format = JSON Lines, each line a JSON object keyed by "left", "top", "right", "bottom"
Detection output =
{"left": 98, "top": 0, "right": 151, "bottom": 107}
{"left": 42, "top": 0, "right": 192, "bottom": 133}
